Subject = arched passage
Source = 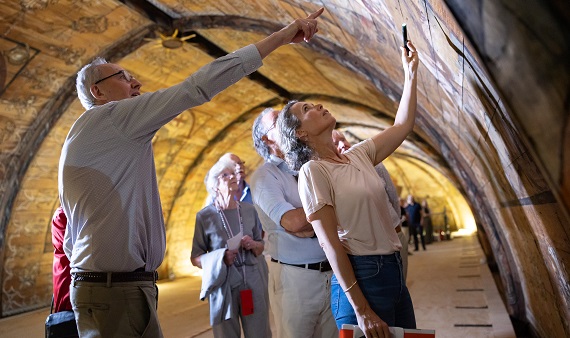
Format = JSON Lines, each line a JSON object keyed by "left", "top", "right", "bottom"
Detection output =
{"left": 0, "top": 1, "right": 568, "bottom": 337}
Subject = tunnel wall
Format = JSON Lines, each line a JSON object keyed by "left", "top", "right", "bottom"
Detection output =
{"left": 441, "top": 0, "right": 570, "bottom": 335}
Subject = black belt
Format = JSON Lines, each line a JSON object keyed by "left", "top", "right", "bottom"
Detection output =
{"left": 72, "top": 271, "right": 158, "bottom": 283}
{"left": 271, "top": 258, "right": 332, "bottom": 272}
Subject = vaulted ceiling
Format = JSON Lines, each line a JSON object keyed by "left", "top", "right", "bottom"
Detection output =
{"left": 0, "top": 1, "right": 568, "bottom": 337}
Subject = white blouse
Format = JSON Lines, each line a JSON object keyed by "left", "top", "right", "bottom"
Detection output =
{"left": 298, "top": 139, "right": 401, "bottom": 255}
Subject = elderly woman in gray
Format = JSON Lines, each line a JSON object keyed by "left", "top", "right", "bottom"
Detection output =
{"left": 191, "top": 157, "right": 270, "bottom": 337}
{"left": 277, "top": 41, "right": 419, "bottom": 338}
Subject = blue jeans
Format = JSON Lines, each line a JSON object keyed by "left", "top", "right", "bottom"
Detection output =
{"left": 330, "top": 252, "right": 416, "bottom": 329}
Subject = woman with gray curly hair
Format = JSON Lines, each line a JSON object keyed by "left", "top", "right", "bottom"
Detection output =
{"left": 191, "top": 157, "right": 270, "bottom": 337}
{"left": 277, "top": 41, "right": 420, "bottom": 338}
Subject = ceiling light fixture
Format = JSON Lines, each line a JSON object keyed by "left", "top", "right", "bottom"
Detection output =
{"left": 159, "top": 29, "right": 195, "bottom": 49}
{"left": 6, "top": 44, "right": 30, "bottom": 65}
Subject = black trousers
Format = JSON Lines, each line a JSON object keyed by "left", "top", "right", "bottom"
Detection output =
{"left": 410, "top": 224, "right": 426, "bottom": 250}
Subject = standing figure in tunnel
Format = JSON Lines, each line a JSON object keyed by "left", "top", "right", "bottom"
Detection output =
{"left": 406, "top": 195, "right": 426, "bottom": 251}
{"left": 191, "top": 157, "right": 270, "bottom": 337}
{"left": 250, "top": 108, "right": 338, "bottom": 338}
{"left": 332, "top": 129, "right": 409, "bottom": 281}
{"left": 276, "top": 40, "right": 419, "bottom": 337}
{"left": 400, "top": 198, "right": 412, "bottom": 246}
{"left": 58, "top": 8, "right": 324, "bottom": 338}
{"left": 421, "top": 199, "right": 433, "bottom": 244}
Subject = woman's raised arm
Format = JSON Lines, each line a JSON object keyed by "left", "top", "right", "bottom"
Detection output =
{"left": 371, "top": 40, "right": 419, "bottom": 165}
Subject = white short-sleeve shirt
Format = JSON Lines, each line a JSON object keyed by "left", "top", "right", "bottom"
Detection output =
{"left": 298, "top": 139, "right": 401, "bottom": 255}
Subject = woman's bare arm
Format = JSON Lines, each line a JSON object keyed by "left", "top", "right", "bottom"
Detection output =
{"left": 372, "top": 41, "right": 419, "bottom": 165}
{"left": 308, "top": 205, "right": 390, "bottom": 338}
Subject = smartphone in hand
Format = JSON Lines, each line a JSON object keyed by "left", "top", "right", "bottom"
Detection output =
{"left": 402, "top": 24, "right": 409, "bottom": 52}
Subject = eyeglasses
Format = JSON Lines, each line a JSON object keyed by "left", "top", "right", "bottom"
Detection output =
{"left": 262, "top": 119, "right": 277, "bottom": 137}
{"left": 218, "top": 172, "right": 234, "bottom": 179}
{"left": 94, "top": 70, "right": 135, "bottom": 85}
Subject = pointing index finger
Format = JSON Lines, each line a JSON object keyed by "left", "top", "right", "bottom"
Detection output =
{"left": 307, "top": 7, "right": 324, "bottom": 19}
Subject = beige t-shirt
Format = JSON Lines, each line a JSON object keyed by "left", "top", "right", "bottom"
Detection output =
{"left": 299, "top": 139, "right": 402, "bottom": 255}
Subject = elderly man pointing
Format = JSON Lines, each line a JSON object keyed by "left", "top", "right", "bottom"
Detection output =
{"left": 59, "top": 8, "right": 324, "bottom": 338}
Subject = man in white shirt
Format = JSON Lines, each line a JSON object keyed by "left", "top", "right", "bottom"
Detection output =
{"left": 59, "top": 8, "right": 324, "bottom": 337}
{"left": 250, "top": 108, "right": 338, "bottom": 338}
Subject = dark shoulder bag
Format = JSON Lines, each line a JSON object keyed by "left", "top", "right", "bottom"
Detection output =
{"left": 45, "top": 296, "right": 79, "bottom": 338}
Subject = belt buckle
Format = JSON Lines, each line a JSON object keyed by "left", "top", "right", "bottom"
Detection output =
{"left": 320, "top": 261, "right": 331, "bottom": 272}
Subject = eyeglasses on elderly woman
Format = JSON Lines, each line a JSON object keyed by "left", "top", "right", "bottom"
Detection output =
{"left": 218, "top": 172, "right": 235, "bottom": 180}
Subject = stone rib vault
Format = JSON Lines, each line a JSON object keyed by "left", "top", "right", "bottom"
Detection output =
{"left": 0, "top": 1, "right": 568, "bottom": 337}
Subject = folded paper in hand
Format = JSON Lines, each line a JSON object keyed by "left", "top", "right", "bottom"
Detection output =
{"left": 226, "top": 231, "right": 243, "bottom": 251}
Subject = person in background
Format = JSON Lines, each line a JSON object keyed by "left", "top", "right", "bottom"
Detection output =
{"left": 250, "top": 107, "right": 337, "bottom": 338}
{"left": 191, "top": 157, "right": 270, "bottom": 337}
{"left": 400, "top": 198, "right": 412, "bottom": 248}
{"left": 49, "top": 206, "right": 79, "bottom": 338}
{"left": 219, "top": 152, "right": 270, "bottom": 321}
{"left": 406, "top": 194, "right": 426, "bottom": 251}
{"left": 59, "top": 8, "right": 324, "bottom": 337}
{"left": 277, "top": 39, "right": 419, "bottom": 337}
{"left": 421, "top": 199, "right": 433, "bottom": 244}
{"left": 220, "top": 153, "right": 252, "bottom": 204}
{"left": 51, "top": 206, "right": 72, "bottom": 313}
{"left": 332, "top": 129, "right": 409, "bottom": 281}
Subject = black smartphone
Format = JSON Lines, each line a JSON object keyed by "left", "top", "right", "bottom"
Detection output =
{"left": 402, "top": 23, "right": 409, "bottom": 52}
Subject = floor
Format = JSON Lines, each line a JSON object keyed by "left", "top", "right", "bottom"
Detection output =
{"left": 0, "top": 234, "right": 516, "bottom": 337}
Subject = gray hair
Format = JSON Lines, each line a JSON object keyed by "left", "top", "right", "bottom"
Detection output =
{"left": 76, "top": 57, "right": 107, "bottom": 109}
{"left": 277, "top": 100, "right": 315, "bottom": 171}
{"left": 204, "top": 157, "right": 235, "bottom": 200}
{"left": 252, "top": 107, "right": 275, "bottom": 161}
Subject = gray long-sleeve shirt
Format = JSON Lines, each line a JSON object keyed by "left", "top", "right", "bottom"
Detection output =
{"left": 59, "top": 44, "right": 262, "bottom": 272}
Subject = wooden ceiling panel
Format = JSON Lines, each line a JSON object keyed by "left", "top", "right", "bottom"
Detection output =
{"left": 197, "top": 28, "right": 390, "bottom": 111}
{"left": 0, "top": 0, "right": 153, "bottom": 164}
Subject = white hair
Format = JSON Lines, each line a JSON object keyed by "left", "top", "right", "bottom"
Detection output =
{"left": 76, "top": 57, "right": 107, "bottom": 109}
{"left": 204, "top": 157, "right": 235, "bottom": 200}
